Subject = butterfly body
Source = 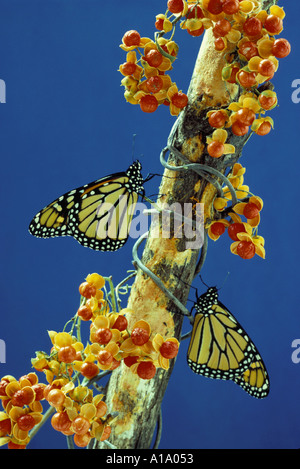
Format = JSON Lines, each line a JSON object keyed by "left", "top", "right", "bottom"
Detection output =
{"left": 29, "top": 161, "right": 144, "bottom": 251}
{"left": 187, "top": 287, "right": 270, "bottom": 399}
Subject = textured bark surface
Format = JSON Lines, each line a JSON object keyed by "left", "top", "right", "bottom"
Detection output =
{"left": 98, "top": 0, "right": 276, "bottom": 449}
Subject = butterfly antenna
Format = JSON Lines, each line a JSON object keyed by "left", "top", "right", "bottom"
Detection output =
{"left": 199, "top": 274, "right": 210, "bottom": 289}
{"left": 132, "top": 134, "right": 137, "bottom": 163}
{"left": 218, "top": 271, "right": 230, "bottom": 291}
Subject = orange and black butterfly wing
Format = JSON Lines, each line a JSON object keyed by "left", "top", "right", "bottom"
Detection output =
{"left": 29, "top": 161, "right": 144, "bottom": 251}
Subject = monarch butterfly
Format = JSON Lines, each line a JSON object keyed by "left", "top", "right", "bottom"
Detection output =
{"left": 29, "top": 161, "right": 145, "bottom": 251}
{"left": 187, "top": 286, "right": 270, "bottom": 399}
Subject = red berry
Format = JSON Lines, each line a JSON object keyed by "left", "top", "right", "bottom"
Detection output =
{"left": 210, "top": 222, "right": 226, "bottom": 236}
{"left": 222, "top": 0, "right": 240, "bottom": 15}
{"left": 140, "top": 95, "right": 158, "bottom": 113}
{"left": 94, "top": 328, "right": 112, "bottom": 345}
{"left": 213, "top": 19, "right": 231, "bottom": 37}
{"left": 79, "top": 282, "right": 96, "bottom": 299}
{"left": 80, "top": 362, "right": 99, "bottom": 379}
{"left": 258, "top": 93, "right": 277, "bottom": 110}
{"left": 272, "top": 38, "right": 291, "bottom": 58}
{"left": 122, "top": 30, "right": 141, "bottom": 47}
{"left": 186, "top": 4, "right": 204, "bottom": 19}
{"left": 243, "top": 17, "right": 262, "bottom": 37}
{"left": 0, "top": 418, "right": 11, "bottom": 436}
{"left": 226, "top": 65, "right": 240, "bottom": 84}
{"left": 120, "top": 62, "right": 137, "bottom": 76}
{"left": 256, "top": 121, "right": 272, "bottom": 136}
{"left": 167, "top": 0, "right": 184, "bottom": 13}
{"left": 51, "top": 411, "right": 72, "bottom": 432}
{"left": 208, "top": 110, "right": 227, "bottom": 128}
{"left": 243, "top": 202, "right": 259, "bottom": 219}
{"left": 137, "top": 361, "right": 156, "bottom": 380}
{"left": 171, "top": 92, "right": 188, "bottom": 109}
{"left": 237, "top": 70, "right": 257, "bottom": 89}
{"left": 113, "top": 315, "right": 128, "bottom": 332}
{"left": 145, "top": 49, "right": 163, "bottom": 68}
{"left": 160, "top": 341, "right": 179, "bottom": 359}
{"left": 207, "top": 141, "right": 224, "bottom": 158}
{"left": 146, "top": 76, "right": 163, "bottom": 93}
{"left": 214, "top": 37, "right": 226, "bottom": 51}
{"left": 236, "top": 108, "right": 256, "bottom": 126}
{"left": 187, "top": 26, "right": 204, "bottom": 37}
{"left": 264, "top": 15, "right": 283, "bottom": 35}
{"left": 131, "top": 327, "right": 150, "bottom": 346}
{"left": 58, "top": 345, "right": 77, "bottom": 363}
{"left": 236, "top": 241, "right": 256, "bottom": 259}
{"left": 238, "top": 41, "right": 258, "bottom": 60}
{"left": 231, "top": 120, "right": 249, "bottom": 136}
{"left": 77, "top": 304, "right": 93, "bottom": 321}
{"left": 258, "top": 59, "right": 276, "bottom": 77}
{"left": 72, "top": 416, "right": 90, "bottom": 435}
{"left": 155, "top": 18, "right": 164, "bottom": 31}
{"left": 207, "top": 0, "right": 223, "bottom": 15}
{"left": 17, "top": 414, "right": 36, "bottom": 432}
{"left": 124, "top": 356, "right": 139, "bottom": 367}
{"left": 97, "top": 350, "right": 113, "bottom": 367}
{"left": 228, "top": 223, "right": 246, "bottom": 241}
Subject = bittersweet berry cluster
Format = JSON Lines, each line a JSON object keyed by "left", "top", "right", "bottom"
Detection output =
{"left": 119, "top": 0, "right": 290, "bottom": 157}
{"left": 0, "top": 274, "right": 179, "bottom": 449}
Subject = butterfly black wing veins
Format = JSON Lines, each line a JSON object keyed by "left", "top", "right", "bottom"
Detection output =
{"left": 29, "top": 161, "right": 145, "bottom": 251}
{"left": 187, "top": 287, "right": 270, "bottom": 398}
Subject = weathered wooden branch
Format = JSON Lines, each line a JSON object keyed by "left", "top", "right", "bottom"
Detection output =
{"left": 97, "top": 0, "right": 276, "bottom": 449}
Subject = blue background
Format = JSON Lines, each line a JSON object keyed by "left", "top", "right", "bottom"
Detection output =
{"left": 0, "top": 0, "right": 299, "bottom": 449}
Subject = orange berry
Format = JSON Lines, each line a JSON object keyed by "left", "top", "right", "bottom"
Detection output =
{"left": 77, "top": 304, "right": 93, "bottom": 321}
{"left": 74, "top": 432, "right": 92, "bottom": 447}
{"left": 160, "top": 341, "right": 179, "bottom": 359}
{"left": 120, "top": 62, "right": 137, "bottom": 76}
{"left": 272, "top": 38, "right": 291, "bottom": 59}
{"left": 232, "top": 120, "right": 249, "bottom": 136}
{"left": 208, "top": 111, "right": 227, "bottom": 128}
{"left": 47, "top": 389, "right": 65, "bottom": 407}
{"left": 80, "top": 362, "right": 99, "bottom": 379}
{"left": 96, "top": 401, "right": 108, "bottom": 418}
{"left": 100, "top": 425, "right": 112, "bottom": 441}
{"left": 17, "top": 414, "right": 36, "bottom": 432}
{"left": 72, "top": 416, "right": 90, "bottom": 435}
{"left": 243, "top": 202, "right": 259, "bottom": 219}
{"left": 210, "top": 222, "right": 226, "bottom": 236}
{"left": 93, "top": 328, "right": 112, "bottom": 345}
{"left": 131, "top": 327, "right": 150, "bottom": 346}
{"left": 79, "top": 282, "right": 97, "bottom": 299}
{"left": 207, "top": 141, "right": 224, "bottom": 158}
{"left": 146, "top": 76, "right": 163, "bottom": 93}
{"left": 228, "top": 223, "right": 246, "bottom": 241}
{"left": 256, "top": 121, "right": 272, "bottom": 136}
{"left": 137, "top": 361, "right": 156, "bottom": 380}
{"left": 236, "top": 108, "right": 256, "bottom": 126}
{"left": 258, "top": 59, "right": 276, "bottom": 77}
{"left": 51, "top": 411, "right": 72, "bottom": 432}
{"left": 140, "top": 95, "right": 158, "bottom": 113}
{"left": 58, "top": 345, "right": 77, "bottom": 363}
{"left": 236, "top": 241, "right": 256, "bottom": 259}
{"left": 171, "top": 92, "right": 188, "bottom": 109}
{"left": 122, "top": 30, "right": 141, "bottom": 47}
{"left": 112, "top": 315, "right": 128, "bottom": 331}
{"left": 97, "top": 350, "right": 113, "bottom": 367}
{"left": 144, "top": 49, "right": 163, "bottom": 68}
{"left": 167, "top": 0, "right": 184, "bottom": 14}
